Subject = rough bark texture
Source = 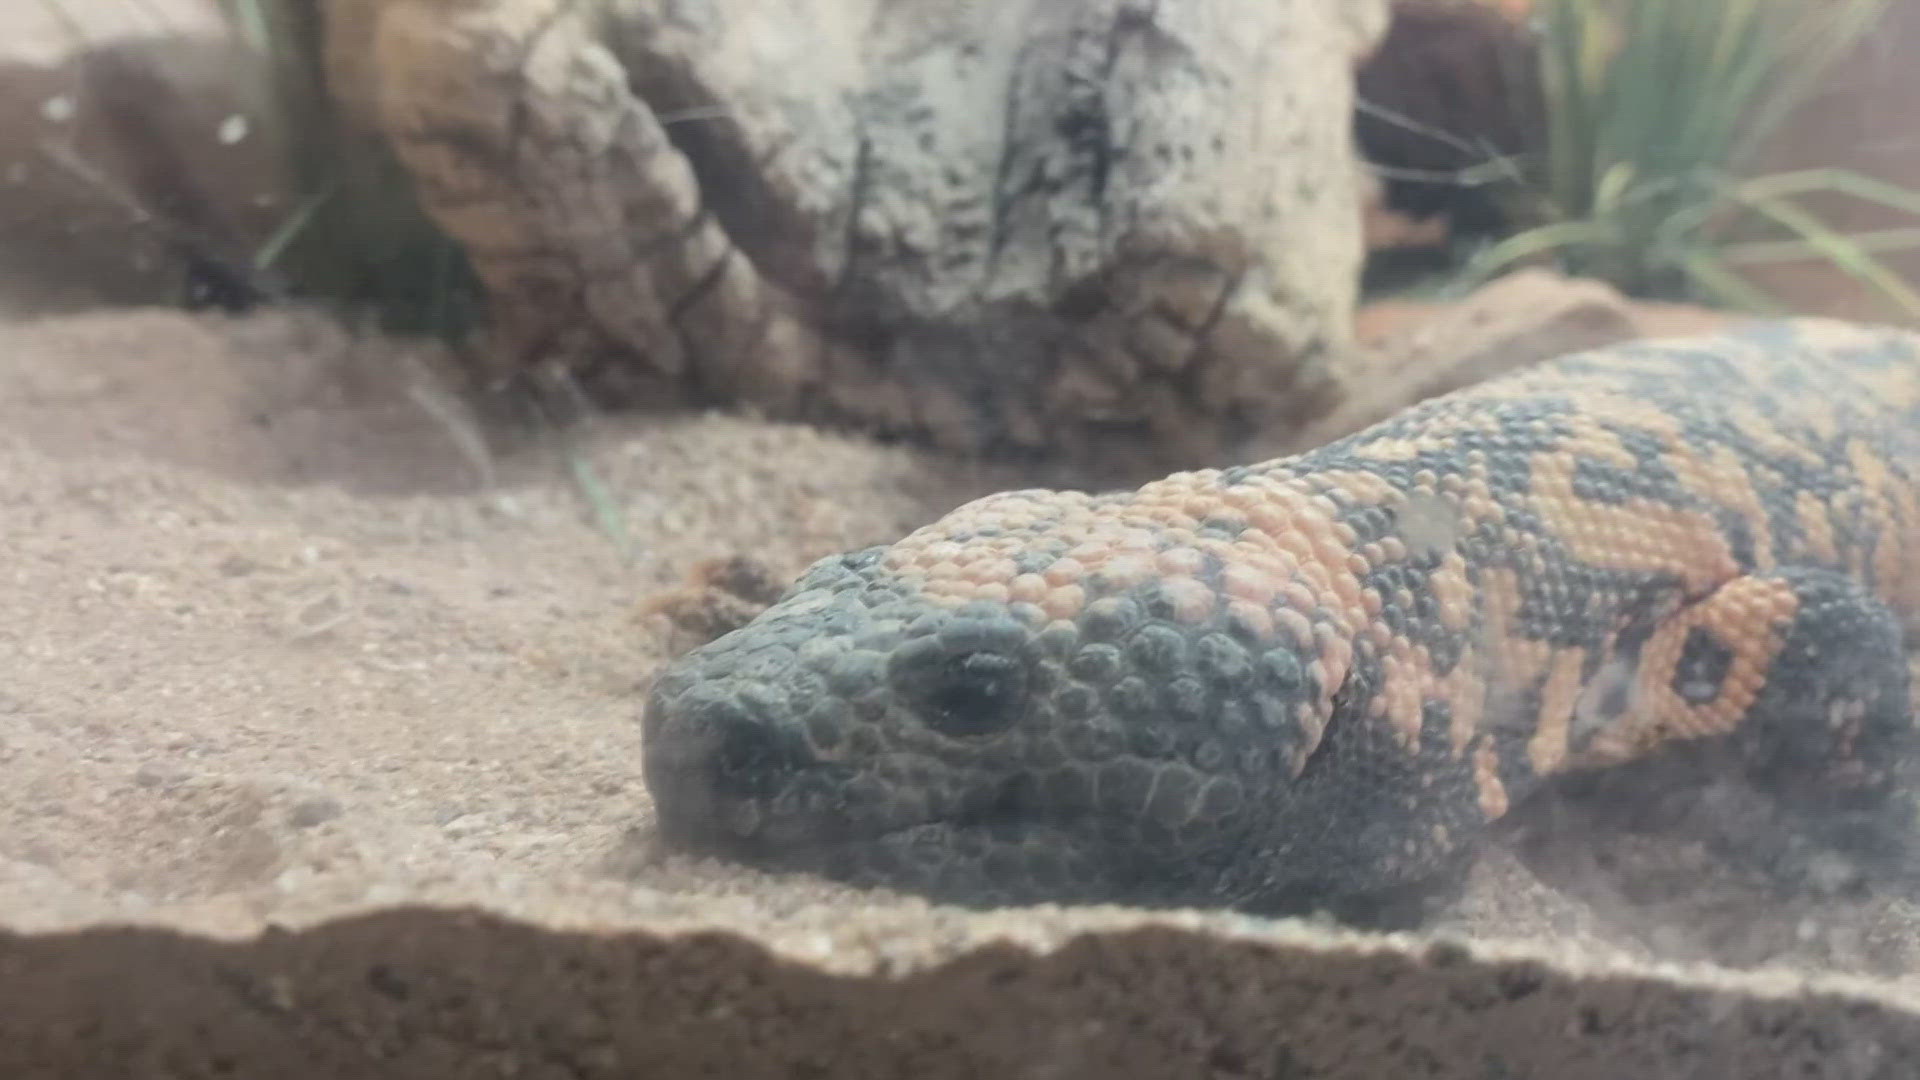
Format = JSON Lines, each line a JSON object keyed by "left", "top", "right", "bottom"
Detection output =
{"left": 334, "top": 0, "right": 1388, "bottom": 469}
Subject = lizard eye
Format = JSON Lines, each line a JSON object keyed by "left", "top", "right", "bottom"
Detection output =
{"left": 898, "top": 649, "right": 1028, "bottom": 738}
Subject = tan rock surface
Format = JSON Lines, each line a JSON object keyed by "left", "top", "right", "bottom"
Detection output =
{"left": 1246, "top": 269, "right": 1748, "bottom": 459}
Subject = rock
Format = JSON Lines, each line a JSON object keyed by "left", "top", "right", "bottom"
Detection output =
{"left": 328, "top": 0, "right": 1389, "bottom": 470}
{"left": 1260, "top": 268, "right": 1651, "bottom": 455}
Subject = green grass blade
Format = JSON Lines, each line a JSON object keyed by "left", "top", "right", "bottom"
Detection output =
{"left": 252, "top": 183, "right": 339, "bottom": 272}
{"left": 1454, "top": 217, "right": 1626, "bottom": 286}
{"left": 226, "top": 0, "right": 274, "bottom": 54}
{"left": 1719, "top": 226, "right": 1920, "bottom": 265}
{"left": 1433, "top": 0, "right": 1917, "bottom": 313}
{"left": 1679, "top": 249, "right": 1787, "bottom": 312}
{"left": 1725, "top": 192, "right": 1920, "bottom": 317}
{"left": 1730, "top": 167, "right": 1920, "bottom": 219}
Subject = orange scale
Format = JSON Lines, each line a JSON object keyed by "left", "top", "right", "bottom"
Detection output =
{"left": 1021, "top": 507, "right": 1067, "bottom": 530}
{"left": 1044, "top": 557, "right": 1088, "bottom": 586}
{"left": 1290, "top": 505, "right": 1334, "bottom": 534}
{"left": 1043, "top": 584, "right": 1088, "bottom": 620}
{"left": 1161, "top": 577, "right": 1218, "bottom": 624}
{"left": 1293, "top": 559, "right": 1334, "bottom": 594}
{"left": 1245, "top": 506, "right": 1294, "bottom": 535}
{"left": 1157, "top": 547, "right": 1207, "bottom": 576}
{"left": 1274, "top": 607, "right": 1315, "bottom": 647}
{"left": 971, "top": 558, "right": 1022, "bottom": 584}
{"left": 1228, "top": 533, "right": 1274, "bottom": 555}
{"left": 1182, "top": 495, "right": 1223, "bottom": 519}
{"left": 1008, "top": 602, "right": 1050, "bottom": 627}
{"left": 1152, "top": 510, "right": 1201, "bottom": 533}
{"left": 1194, "top": 535, "right": 1238, "bottom": 559}
{"left": 1280, "top": 581, "right": 1319, "bottom": 612}
{"left": 1275, "top": 533, "right": 1318, "bottom": 565}
{"left": 1268, "top": 547, "right": 1303, "bottom": 577}
{"left": 1093, "top": 555, "right": 1157, "bottom": 590}
{"left": 1064, "top": 541, "right": 1108, "bottom": 564}
{"left": 1230, "top": 551, "right": 1276, "bottom": 584}
{"left": 1226, "top": 599, "right": 1274, "bottom": 639}
{"left": 1221, "top": 564, "right": 1279, "bottom": 605}
{"left": 1306, "top": 528, "right": 1352, "bottom": 564}
{"left": 1009, "top": 573, "right": 1051, "bottom": 604}
{"left": 971, "top": 581, "right": 1011, "bottom": 604}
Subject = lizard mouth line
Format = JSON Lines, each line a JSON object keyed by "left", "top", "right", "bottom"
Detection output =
{"left": 698, "top": 775, "right": 1056, "bottom": 864}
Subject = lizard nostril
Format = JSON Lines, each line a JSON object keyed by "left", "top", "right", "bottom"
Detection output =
{"left": 647, "top": 685, "right": 810, "bottom": 813}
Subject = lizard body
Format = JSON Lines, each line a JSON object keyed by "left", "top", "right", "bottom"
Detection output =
{"left": 642, "top": 319, "right": 1920, "bottom": 923}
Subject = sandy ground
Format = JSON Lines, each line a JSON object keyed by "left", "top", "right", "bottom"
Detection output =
{"left": 0, "top": 305, "right": 1024, "bottom": 929}
{"left": 2, "top": 300, "right": 1919, "bottom": 1007}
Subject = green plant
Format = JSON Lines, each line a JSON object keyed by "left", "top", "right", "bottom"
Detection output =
{"left": 218, "top": 0, "right": 483, "bottom": 336}
{"left": 1457, "top": 0, "right": 1920, "bottom": 315}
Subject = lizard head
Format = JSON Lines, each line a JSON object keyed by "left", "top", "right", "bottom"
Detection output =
{"left": 641, "top": 479, "right": 1361, "bottom": 910}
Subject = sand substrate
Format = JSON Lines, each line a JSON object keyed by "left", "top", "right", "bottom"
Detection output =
{"left": 4, "top": 305, "right": 1920, "bottom": 1077}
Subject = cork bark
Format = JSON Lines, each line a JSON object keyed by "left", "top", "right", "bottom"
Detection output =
{"left": 331, "top": 0, "right": 1388, "bottom": 467}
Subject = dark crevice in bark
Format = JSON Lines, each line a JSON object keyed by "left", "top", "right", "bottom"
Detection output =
{"left": 832, "top": 135, "right": 876, "bottom": 299}
{"left": 1186, "top": 264, "right": 1243, "bottom": 366}
{"left": 983, "top": 37, "right": 1036, "bottom": 289}
{"left": 666, "top": 248, "right": 734, "bottom": 331}
{"left": 619, "top": 57, "right": 832, "bottom": 305}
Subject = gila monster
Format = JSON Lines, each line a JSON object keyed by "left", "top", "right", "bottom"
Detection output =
{"left": 641, "top": 319, "right": 1920, "bottom": 926}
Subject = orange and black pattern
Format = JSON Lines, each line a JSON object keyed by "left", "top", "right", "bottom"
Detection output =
{"left": 642, "top": 318, "right": 1920, "bottom": 924}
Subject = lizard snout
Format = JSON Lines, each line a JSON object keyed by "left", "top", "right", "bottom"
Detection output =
{"left": 643, "top": 681, "right": 814, "bottom": 845}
